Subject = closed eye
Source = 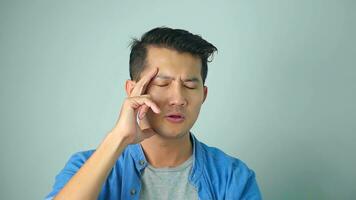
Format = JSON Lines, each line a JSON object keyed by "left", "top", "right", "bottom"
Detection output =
{"left": 153, "top": 83, "right": 169, "bottom": 87}
{"left": 184, "top": 83, "right": 197, "bottom": 89}
{"left": 151, "top": 79, "right": 170, "bottom": 87}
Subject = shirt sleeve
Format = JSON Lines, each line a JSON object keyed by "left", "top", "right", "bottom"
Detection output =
{"left": 44, "top": 151, "right": 93, "bottom": 199}
{"left": 239, "top": 169, "right": 262, "bottom": 200}
{"left": 225, "top": 161, "right": 262, "bottom": 200}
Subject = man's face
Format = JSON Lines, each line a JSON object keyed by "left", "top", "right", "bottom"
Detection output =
{"left": 136, "top": 46, "right": 207, "bottom": 139}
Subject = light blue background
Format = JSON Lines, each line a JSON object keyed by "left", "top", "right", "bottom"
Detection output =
{"left": 1, "top": 0, "right": 355, "bottom": 199}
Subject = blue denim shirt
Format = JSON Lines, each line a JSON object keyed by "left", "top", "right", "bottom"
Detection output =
{"left": 46, "top": 134, "right": 262, "bottom": 200}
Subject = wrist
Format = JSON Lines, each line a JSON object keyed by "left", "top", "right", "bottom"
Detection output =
{"left": 105, "top": 131, "right": 129, "bottom": 153}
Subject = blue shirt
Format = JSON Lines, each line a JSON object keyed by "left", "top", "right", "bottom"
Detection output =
{"left": 46, "top": 134, "right": 262, "bottom": 200}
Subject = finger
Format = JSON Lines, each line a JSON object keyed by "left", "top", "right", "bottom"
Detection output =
{"left": 130, "top": 96, "right": 161, "bottom": 114}
{"left": 138, "top": 105, "right": 149, "bottom": 120}
{"left": 137, "top": 105, "right": 148, "bottom": 120}
{"left": 130, "top": 67, "right": 158, "bottom": 96}
{"left": 131, "top": 67, "right": 158, "bottom": 96}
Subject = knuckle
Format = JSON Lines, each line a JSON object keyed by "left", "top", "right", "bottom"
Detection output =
{"left": 123, "top": 98, "right": 132, "bottom": 106}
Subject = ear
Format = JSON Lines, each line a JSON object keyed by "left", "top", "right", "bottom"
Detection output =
{"left": 125, "top": 80, "right": 136, "bottom": 96}
{"left": 202, "top": 86, "right": 208, "bottom": 103}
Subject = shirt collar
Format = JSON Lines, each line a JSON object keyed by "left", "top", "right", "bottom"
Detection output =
{"left": 189, "top": 133, "right": 203, "bottom": 182}
{"left": 128, "top": 142, "right": 148, "bottom": 173}
{"left": 127, "top": 132, "right": 204, "bottom": 180}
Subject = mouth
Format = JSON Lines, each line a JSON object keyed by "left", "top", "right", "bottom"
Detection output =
{"left": 165, "top": 113, "right": 185, "bottom": 123}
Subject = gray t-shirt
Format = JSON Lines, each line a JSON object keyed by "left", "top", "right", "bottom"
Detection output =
{"left": 139, "top": 156, "right": 198, "bottom": 200}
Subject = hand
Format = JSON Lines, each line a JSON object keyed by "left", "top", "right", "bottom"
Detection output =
{"left": 110, "top": 67, "right": 160, "bottom": 146}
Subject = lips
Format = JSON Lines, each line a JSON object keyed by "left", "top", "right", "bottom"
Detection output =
{"left": 165, "top": 113, "right": 185, "bottom": 123}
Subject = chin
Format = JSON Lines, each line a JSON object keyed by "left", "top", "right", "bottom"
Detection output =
{"left": 154, "top": 128, "right": 190, "bottom": 140}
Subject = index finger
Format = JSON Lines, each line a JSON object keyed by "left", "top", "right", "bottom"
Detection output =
{"left": 130, "top": 67, "right": 158, "bottom": 97}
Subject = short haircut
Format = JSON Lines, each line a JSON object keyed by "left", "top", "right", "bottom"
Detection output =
{"left": 129, "top": 27, "right": 217, "bottom": 84}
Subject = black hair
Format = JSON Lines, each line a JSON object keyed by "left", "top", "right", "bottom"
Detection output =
{"left": 129, "top": 27, "right": 217, "bottom": 84}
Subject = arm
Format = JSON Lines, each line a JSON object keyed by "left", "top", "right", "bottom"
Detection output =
{"left": 52, "top": 132, "right": 127, "bottom": 200}
{"left": 52, "top": 68, "right": 160, "bottom": 200}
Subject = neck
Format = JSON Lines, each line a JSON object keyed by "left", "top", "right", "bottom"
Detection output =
{"left": 140, "top": 133, "right": 193, "bottom": 168}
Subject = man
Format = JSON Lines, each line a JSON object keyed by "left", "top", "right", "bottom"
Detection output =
{"left": 46, "top": 27, "right": 262, "bottom": 200}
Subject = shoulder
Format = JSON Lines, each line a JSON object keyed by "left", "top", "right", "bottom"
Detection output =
{"left": 63, "top": 146, "right": 135, "bottom": 172}
{"left": 52, "top": 149, "right": 96, "bottom": 177}
{"left": 45, "top": 150, "right": 96, "bottom": 199}
{"left": 200, "top": 142, "right": 250, "bottom": 168}
{"left": 65, "top": 149, "right": 95, "bottom": 167}
{"left": 198, "top": 141, "right": 254, "bottom": 180}
{"left": 197, "top": 141, "right": 261, "bottom": 199}
{"left": 70, "top": 149, "right": 95, "bottom": 159}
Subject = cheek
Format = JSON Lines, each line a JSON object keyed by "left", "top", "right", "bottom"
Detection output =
{"left": 191, "top": 102, "right": 203, "bottom": 114}
{"left": 189, "top": 91, "right": 205, "bottom": 104}
{"left": 187, "top": 95, "right": 204, "bottom": 113}
{"left": 146, "top": 88, "right": 166, "bottom": 103}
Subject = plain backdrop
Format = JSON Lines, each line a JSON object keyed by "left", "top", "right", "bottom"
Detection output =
{"left": 1, "top": 0, "right": 355, "bottom": 199}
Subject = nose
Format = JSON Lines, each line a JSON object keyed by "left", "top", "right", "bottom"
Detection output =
{"left": 168, "top": 83, "right": 187, "bottom": 107}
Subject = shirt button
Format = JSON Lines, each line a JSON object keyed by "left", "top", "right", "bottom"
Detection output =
{"left": 139, "top": 160, "right": 145, "bottom": 165}
{"left": 130, "top": 189, "right": 136, "bottom": 195}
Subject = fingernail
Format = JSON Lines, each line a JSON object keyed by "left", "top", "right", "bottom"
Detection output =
{"left": 138, "top": 111, "right": 142, "bottom": 120}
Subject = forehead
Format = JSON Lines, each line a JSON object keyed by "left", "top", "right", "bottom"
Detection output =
{"left": 143, "top": 46, "right": 202, "bottom": 79}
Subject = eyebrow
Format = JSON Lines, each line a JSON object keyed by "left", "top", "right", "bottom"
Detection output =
{"left": 155, "top": 75, "right": 173, "bottom": 80}
{"left": 155, "top": 75, "right": 200, "bottom": 83}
